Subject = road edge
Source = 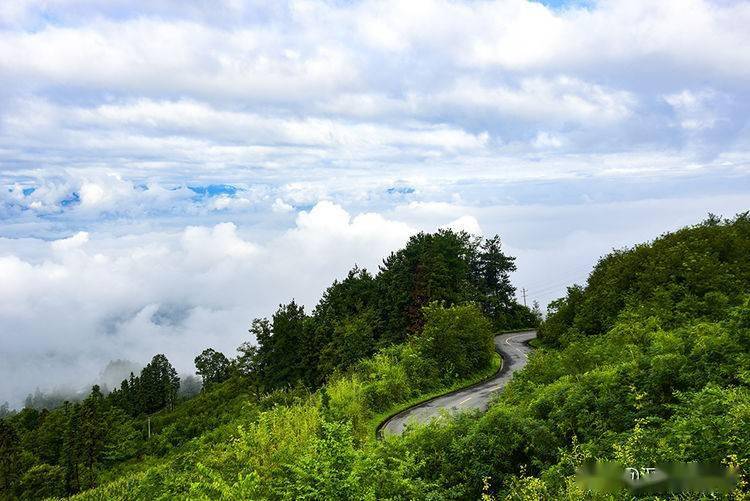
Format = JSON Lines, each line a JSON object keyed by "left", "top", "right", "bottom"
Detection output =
{"left": 374, "top": 328, "right": 534, "bottom": 439}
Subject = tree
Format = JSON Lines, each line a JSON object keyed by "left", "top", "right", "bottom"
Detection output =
{"left": 194, "top": 349, "right": 230, "bottom": 390}
{"left": 236, "top": 341, "right": 261, "bottom": 377}
{"left": 376, "top": 230, "right": 477, "bottom": 344}
{"left": 307, "top": 267, "right": 378, "bottom": 384}
{"left": 0, "top": 419, "right": 20, "bottom": 497}
{"left": 250, "top": 301, "right": 309, "bottom": 389}
{"left": 126, "top": 372, "right": 142, "bottom": 415}
{"left": 475, "top": 235, "right": 516, "bottom": 301}
{"left": 62, "top": 402, "right": 81, "bottom": 494}
{"left": 0, "top": 402, "right": 12, "bottom": 419}
{"left": 78, "top": 386, "right": 106, "bottom": 488}
{"left": 33, "top": 403, "right": 68, "bottom": 465}
{"left": 413, "top": 302, "right": 495, "bottom": 382}
{"left": 538, "top": 285, "right": 585, "bottom": 346}
{"left": 531, "top": 300, "right": 543, "bottom": 324}
{"left": 317, "top": 309, "right": 377, "bottom": 378}
{"left": 139, "top": 354, "right": 180, "bottom": 413}
{"left": 473, "top": 235, "right": 518, "bottom": 329}
{"left": 19, "top": 464, "right": 65, "bottom": 499}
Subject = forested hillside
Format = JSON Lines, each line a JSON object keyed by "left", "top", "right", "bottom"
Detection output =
{"left": 2, "top": 215, "right": 749, "bottom": 500}
{"left": 0, "top": 230, "right": 534, "bottom": 500}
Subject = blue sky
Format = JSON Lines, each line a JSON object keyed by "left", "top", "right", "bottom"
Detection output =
{"left": 0, "top": 0, "right": 749, "bottom": 405}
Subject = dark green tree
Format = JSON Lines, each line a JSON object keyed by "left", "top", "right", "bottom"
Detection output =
{"left": 473, "top": 235, "right": 518, "bottom": 329}
{"left": 126, "top": 372, "right": 141, "bottom": 415}
{"left": 194, "top": 348, "right": 230, "bottom": 390}
{"left": 307, "top": 267, "right": 378, "bottom": 384}
{"left": 78, "top": 386, "right": 106, "bottom": 489}
{"left": 32, "top": 404, "right": 67, "bottom": 465}
{"left": 235, "top": 341, "right": 260, "bottom": 377}
{"left": 139, "top": 354, "right": 180, "bottom": 413}
{"left": 62, "top": 402, "right": 81, "bottom": 494}
{"left": 0, "top": 419, "right": 20, "bottom": 497}
{"left": 317, "top": 309, "right": 377, "bottom": 378}
{"left": 250, "top": 301, "right": 309, "bottom": 389}
{"left": 376, "top": 230, "right": 477, "bottom": 343}
{"left": 0, "top": 402, "right": 12, "bottom": 419}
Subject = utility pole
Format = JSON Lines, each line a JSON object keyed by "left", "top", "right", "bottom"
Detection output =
{"left": 522, "top": 288, "right": 527, "bottom": 307}
{"left": 147, "top": 416, "right": 151, "bottom": 440}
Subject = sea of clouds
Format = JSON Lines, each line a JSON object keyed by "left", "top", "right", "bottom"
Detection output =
{"left": 1, "top": 0, "right": 749, "bottom": 405}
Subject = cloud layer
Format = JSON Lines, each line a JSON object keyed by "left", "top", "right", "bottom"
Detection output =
{"left": 1, "top": 0, "right": 749, "bottom": 405}
{"left": 2, "top": 0, "right": 750, "bottom": 189}
{"left": 0, "top": 202, "right": 415, "bottom": 405}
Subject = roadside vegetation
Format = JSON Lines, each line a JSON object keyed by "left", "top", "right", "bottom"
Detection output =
{"left": 3, "top": 214, "right": 749, "bottom": 499}
{"left": 0, "top": 230, "right": 536, "bottom": 499}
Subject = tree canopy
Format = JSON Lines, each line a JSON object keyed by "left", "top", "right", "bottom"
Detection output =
{"left": 0, "top": 228, "right": 537, "bottom": 500}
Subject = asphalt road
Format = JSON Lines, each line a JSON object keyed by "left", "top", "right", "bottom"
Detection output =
{"left": 379, "top": 330, "right": 537, "bottom": 436}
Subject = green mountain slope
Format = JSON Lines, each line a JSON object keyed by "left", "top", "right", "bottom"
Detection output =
{"left": 3, "top": 215, "right": 750, "bottom": 500}
{"left": 1, "top": 230, "right": 534, "bottom": 500}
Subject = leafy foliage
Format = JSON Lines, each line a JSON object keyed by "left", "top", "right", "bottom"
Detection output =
{"left": 194, "top": 348, "right": 230, "bottom": 390}
{"left": 539, "top": 212, "right": 750, "bottom": 346}
{"left": 7, "top": 216, "right": 748, "bottom": 500}
{"left": 412, "top": 302, "right": 495, "bottom": 382}
{"left": 0, "top": 229, "right": 537, "bottom": 499}
{"left": 244, "top": 230, "right": 532, "bottom": 392}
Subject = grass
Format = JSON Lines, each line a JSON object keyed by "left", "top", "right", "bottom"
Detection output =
{"left": 367, "top": 351, "right": 502, "bottom": 439}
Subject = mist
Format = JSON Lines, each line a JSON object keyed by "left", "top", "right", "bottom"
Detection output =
{"left": 3, "top": 192, "right": 748, "bottom": 407}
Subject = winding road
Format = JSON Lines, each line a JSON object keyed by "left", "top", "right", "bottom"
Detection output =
{"left": 378, "top": 330, "right": 536, "bottom": 437}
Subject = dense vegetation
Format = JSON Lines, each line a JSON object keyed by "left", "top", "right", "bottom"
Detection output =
{"left": 0, "top": 230, "right": 535, "bottom": 500}
{"left": 539, "top": 212, "right": 750, "bottom": 346}
{"left": 3, "top": 214, "right": 749, "bottom": 500}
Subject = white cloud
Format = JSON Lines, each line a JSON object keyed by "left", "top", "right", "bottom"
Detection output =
{"left": 50, "top": 231, "right": 88, "bottom": 251}
{"left": 0, "top": 18, "right": 358, "bottom": 101}
{"left": 1, "top": 0, "right": 750, "bottom": 407}
{"left": 442, "top": 215, "right": 482, "bottom": 235}
{"left": 272, "top": 198, "right": 294, "bottom": 213}
{"left": 533, "top": 131, "right": 564, "bottom": 149}
{"left": 1, "top": 0, "right": 749, "bottom": 186}
{"left": 0, "top": 202, "right": 420, "bottom": 405}
{"left": 664, "top": 89, "right": 725, "bottom": 131}
{"left": 211, "top": 195, "right": 251, "bottom": 211}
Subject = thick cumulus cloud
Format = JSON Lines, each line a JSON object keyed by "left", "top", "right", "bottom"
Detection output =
{"left": 0, "top": 202, "right": 413, "bottom": 406}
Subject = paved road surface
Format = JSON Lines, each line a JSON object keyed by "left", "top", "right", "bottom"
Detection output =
{"left": 379, "top": 330, "right": 536, "bottom": 436}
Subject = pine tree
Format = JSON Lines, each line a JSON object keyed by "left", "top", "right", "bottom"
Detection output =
{"left": 62, "top": 402, "right": 81, "bottom": 494}
{"left": 139, "top": 354, "right": 180, "bottom": 413}
{"left": 78, "top": 386, "right": 106, "bottom": 488}
{"left": 475, "top": 235, "right": 517, "bottom": 329}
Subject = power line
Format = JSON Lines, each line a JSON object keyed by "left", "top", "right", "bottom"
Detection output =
{"left": 521, "top": 263, "right": 593, "bottom": 292}
{"left": 527, "top": 275, "right": 585, "bottom": 294}
{"left": 526, "top": 276, "right": 588, "bottom": 296}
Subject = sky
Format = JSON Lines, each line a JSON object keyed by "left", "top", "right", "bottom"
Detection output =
{"left": 1, "top": 0, "right": 749, "bottom": 406}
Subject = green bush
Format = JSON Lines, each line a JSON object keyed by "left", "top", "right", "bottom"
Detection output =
{"left": 26, "top": 216, "right": 750, "bottom": 500}
{"left": 541, "top": 213, "right": 750, "bottom": 346}
{"left": 413, "top": 302, "right": 495, "bottom": 383}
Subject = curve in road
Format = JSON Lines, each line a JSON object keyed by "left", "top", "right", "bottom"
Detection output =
{"left": 378, "top": 329, "right": 536, "bottom": 437}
